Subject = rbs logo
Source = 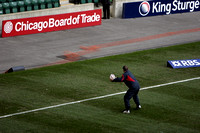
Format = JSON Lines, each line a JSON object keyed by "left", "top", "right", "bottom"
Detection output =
{"left": 167, "top": 59, "right": 200, "bottom": 68}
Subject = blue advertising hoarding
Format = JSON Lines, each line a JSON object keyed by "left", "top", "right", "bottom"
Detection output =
{"left": 123, "top": 0, "right": 200, "bottom": 18}
{"left": 167, "top": 59, "right": 200, "bottom": 68}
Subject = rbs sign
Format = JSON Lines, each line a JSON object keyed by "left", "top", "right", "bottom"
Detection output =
{"left": 167, "top": 59, "right": 200, "bottom": 68}
{"left": 123, "top": 0, "right": 200, "bottom": 18}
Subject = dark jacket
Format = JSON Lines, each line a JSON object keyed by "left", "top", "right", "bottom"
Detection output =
{"left": 113, "top": 70, "right": 140, "bottom": 90}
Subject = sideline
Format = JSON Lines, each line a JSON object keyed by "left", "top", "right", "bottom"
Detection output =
{"left": 0, "top": 77, "right": 199, "bottom": 119}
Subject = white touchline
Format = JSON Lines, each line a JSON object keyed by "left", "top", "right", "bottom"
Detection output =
{"left": 0, "top": 77, "right": 199, "bottom": 119}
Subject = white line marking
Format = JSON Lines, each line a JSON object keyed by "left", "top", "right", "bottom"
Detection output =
{"left": 0, "top": 77, "right": 199, "bottom": 119}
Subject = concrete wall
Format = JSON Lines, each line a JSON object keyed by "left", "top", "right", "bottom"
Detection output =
{"left": 112, "top": 0, "right": 141, "bottom": 18}
{"left": 0, "top": 3, "right": 94, "bottom": 30}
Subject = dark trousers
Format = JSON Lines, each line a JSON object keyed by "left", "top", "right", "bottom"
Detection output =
{"left": 74, "top": 0, "right": 80, "bottom": 4}
{"left": 124, "top": 89, "right": 140, "bottom": 110}
{"left": 103, "top": 4, "right": 110, "bottom": 19}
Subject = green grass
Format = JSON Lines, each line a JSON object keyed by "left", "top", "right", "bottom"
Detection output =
{"left": 0, "top": 42, "right": 200, "bottom": 133}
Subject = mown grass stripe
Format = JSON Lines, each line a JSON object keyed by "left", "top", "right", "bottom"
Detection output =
{"left": 0, "top": 77, "right": 199, "bottom": 119}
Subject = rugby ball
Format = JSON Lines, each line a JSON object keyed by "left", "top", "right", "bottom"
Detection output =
{"left": 110, "top": 74, "right": 116, "bottom": 80}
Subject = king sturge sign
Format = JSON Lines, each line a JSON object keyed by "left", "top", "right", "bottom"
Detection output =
{"left": 122, "top": 0, "right": 200, "bottom": 18}
{"left": 2, "top": 9, "right": 102, "bottom": 37}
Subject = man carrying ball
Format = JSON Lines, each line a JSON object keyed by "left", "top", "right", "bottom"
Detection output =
{"left": 110, "top": 66, "right": 141, "bottom": 114}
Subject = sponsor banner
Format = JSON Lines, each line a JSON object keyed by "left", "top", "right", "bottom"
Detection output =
{"left": 167, "top": 59, "right": 200, "bottom": 68}
{"left": 123, "top": 0, "right": 200, "bottom": 18}
{"left": 2, "top": 9, "right": 102, "bottom": 37}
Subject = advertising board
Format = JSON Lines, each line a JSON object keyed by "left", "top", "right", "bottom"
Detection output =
{"left": 167, "top": 59, "right": 200, "bottom": 68}
{"left": 123, "top": 0, "right": 200, "bottom": 18}
{"left": 2, "top": 9, "right": 102, "bottom": 37}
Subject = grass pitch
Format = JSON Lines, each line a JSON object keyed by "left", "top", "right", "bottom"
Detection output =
{"left": 0, "top": 42, "right": 200, "bottom": 133}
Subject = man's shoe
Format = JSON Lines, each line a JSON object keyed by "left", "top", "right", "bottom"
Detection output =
{"left": 122, "top": 109, "right": 130, "bottom": 114}
{"left": 136, "top": 105, "right": 142, "bottom": 110}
